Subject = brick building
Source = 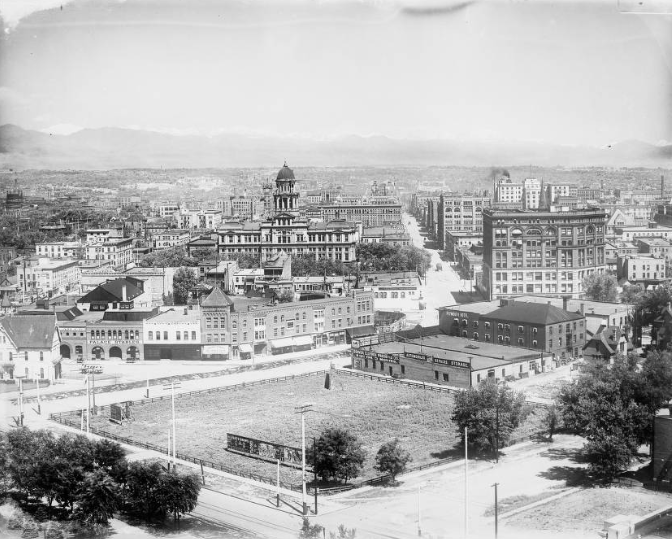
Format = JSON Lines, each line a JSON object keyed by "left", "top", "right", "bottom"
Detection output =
{"left": 482, "top": 207, "right": 607, "bottom": 299}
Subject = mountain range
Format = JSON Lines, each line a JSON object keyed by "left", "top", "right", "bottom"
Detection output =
{"left": 0, "top": 124, "right": 670, "bottom": 170}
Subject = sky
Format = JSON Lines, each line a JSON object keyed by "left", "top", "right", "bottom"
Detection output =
{"left": 0, "top": 0, "right": 671, "bottom": 147}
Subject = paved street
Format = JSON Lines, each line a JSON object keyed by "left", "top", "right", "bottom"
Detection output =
{"left": 405, "top": 213, "right": 477, "bottom": 326}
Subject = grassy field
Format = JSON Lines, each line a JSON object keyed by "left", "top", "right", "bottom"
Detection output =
{"left": 505, "top": 486, "right": 670, "bottom": 536}
{"left": 90, "top": 371, "right": 544, "bottom": 485}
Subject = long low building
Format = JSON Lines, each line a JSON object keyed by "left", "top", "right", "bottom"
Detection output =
{"left": 351, "top": 332, "right": 552, "bottom": 389}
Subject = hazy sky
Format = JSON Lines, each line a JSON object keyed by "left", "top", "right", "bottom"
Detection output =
{"left": 1, "top": 0, "right": 671, "bottom": 146}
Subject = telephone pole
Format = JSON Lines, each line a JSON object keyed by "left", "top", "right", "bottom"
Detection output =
{"left": 295, "top": 404, "right": 313, "bottom": 516}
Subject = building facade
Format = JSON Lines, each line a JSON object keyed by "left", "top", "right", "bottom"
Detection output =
{"left": 437, "top": 194, "right": 490, "bottom": 250}
{"left": 482, "top": 207, "right": 607, "bottom": 299}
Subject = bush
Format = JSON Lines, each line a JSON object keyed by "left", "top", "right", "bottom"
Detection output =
{"left": 374, "top": 439, "right": 412, "bottom": 482}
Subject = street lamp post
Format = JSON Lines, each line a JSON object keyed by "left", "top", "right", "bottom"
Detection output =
{"left": 295, "top": 403, "right": 313, "bottom": 516}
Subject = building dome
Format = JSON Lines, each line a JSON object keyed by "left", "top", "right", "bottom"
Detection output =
{"left": 276, "top": 162, "right": 295, "bottom": 181}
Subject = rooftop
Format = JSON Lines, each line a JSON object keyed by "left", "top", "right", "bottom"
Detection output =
{"left": 0, "top": 314, "right": 57, "bottom": 349}
{"left": 147, "top": 307, "right": 201, "bottom": 323}
{"left": 369, "top": 334, "right": 541, "bottom": 371}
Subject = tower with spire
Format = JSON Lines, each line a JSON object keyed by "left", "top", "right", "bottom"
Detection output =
{"left": 274, "top": 162, "right": 300, "bottom": 217}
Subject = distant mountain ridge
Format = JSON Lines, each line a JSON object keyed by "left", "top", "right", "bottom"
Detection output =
{"left": 0, "top": 124, "right": 670, "bottom": 170}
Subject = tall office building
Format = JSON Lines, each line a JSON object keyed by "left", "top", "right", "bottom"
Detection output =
{"left": 482, "top": 207, "right": 607, "bottom": 299}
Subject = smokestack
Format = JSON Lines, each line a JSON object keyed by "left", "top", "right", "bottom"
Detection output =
{"left": 122, "top": 284, "right": 127, "bottom": 302}
{"left": 562, "top": 295, "right": 570, "bottom": 311}
{"left": 580, "top": 303, "right": 585, "bottom": 315}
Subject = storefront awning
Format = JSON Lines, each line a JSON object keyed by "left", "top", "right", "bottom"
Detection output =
{"left": 293, "top": 335, "right": 313, "bottom": 346}
{"left": 239, "top": 343, "right": 253, "bottom": 353}
{"left": 269, "top": 337, "right": 295, "bottom": 349}
{"left": 346, "top": 326, "right": 376, "bottom": 340}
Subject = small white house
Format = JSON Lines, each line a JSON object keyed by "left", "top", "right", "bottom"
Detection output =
{"left": 0, "top": 314, "right": 62, "bottom": 381}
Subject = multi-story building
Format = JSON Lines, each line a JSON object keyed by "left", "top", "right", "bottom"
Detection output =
{"left": 144, "top": 306, "right": 202, "bottom": 360}
{"left": 158, "top": 204, "right": 180, "bottom": 219}
{"left": 523, "top": 179, "right": 541, "bottom": 210}
{"left": 317, "top": 196, "right": 402, "bottom": 227}
{"left": 636, "top": 238, "right": 672, "bottom": 260}
{"left": 35, "top": 241, "right": 83, "bottom": 259}
{"left": 482, "top": 207, "right": 607, "bottom": 299}
{"left": 0, "top": 314, "right": 62, "bottom": 381}
{"left": 18, "top": 258, "right": 81, "bottom": 295}
{"left": 177, "top": 209, "right": 223, "bottom": 230}
{"left": 152, "top": 229, "right": 191, "bottom": 250}
{"left": 613, "top": 223, "right": 672, "bottom": 243}
{"left": 217, "top": 164, "right": 359, "bottom": 263}
{"left": 360, "top": 227, "right": 411, "bottom": 246}
{"left": 199, "top": 286, "right": 375, "bottom": 360}
{"left": 85, "top": 237, "right": 133, "bottom": 268}
{"left": 617, "top": 254, "right": 667, "bottom": 284}
{"left": 86, "top": 228, "right": 123, "bottom": 245}
{"left": 358, "top": 271, "right": 423, "bottom": 313}
{"left": 77, "top": 277, "right": 152, "bottom": 311}
{"left": 437, "top": 194, "right": 490, "bottom": 250}
{"left": 494, "top": 178, "right": 523, "bottom": 206}
{"left": 438, "top": 297, "right": 586, "bottom": 359}
{"left": 86, "top": 308, "right": 157, "bottom": 360}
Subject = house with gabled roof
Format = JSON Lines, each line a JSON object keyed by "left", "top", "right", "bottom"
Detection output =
{"left": 0, "top": 314, "right": 61, "bottom": 381}
{"left": 583, "top": 325, "right": 629, "bottom": 362}
{"left": 77, "top": 276, "right": 151, "bottom": 311}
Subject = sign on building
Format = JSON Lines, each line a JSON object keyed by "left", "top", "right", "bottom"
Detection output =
{"left": 109, "top": 402, "right": 132, "bottom": 424}
{"left": 81, "top": 364, "right": 103, "bottom": 374}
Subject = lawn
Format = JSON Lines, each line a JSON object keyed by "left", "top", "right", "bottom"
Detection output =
{"left": 89, "top": 371, "right": 543, "bottom": 485}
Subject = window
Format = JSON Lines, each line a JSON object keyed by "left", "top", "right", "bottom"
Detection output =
{"left": 156, "top": 331, "right": 160, "bottom": 341}
{"left": 176, "top": 331, "right": 181, "bottom": 340}
{"left": 164, "top": 331, "right": 168, "bottom": 340}
{"left": 192, "top": 331, "right": 196, "bottom": 340}
{"left": 443, "top": 373, "right": 450, "bottom": 382}
{"left": 148, "top": 331, "right": 153, "bottom": 340}
{"left": 206, "top": 317, "right": 212, "bottom": 329}
{"left": 184, "top": 331, "right": 188, "bottom": 340}
{"left": 518, "top": 338, "right": 524, "bottom": 345}
{"left": 39, "top": 352, "right": 43, "bottom": 361}
{"left": 9, "top": 352, "right": 12, "bottom": 361}
{"left": 533, "top": 340, "right": 538, "bottom": 347}
{"left": 518, "top": 325, "right": 524, "bottom": 333}
{"left": 434, "top": 370, "right": 439, "bottom": 380}
{"left": 473, "top": 332, "right": 479, "bottom": 340}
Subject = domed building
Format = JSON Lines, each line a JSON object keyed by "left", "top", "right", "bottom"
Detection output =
{"left": 217, "top": 163, "right": 360, "bottom": 263}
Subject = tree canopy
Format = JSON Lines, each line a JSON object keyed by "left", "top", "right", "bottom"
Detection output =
{"left": 356, "top": 244, "right": 431, "bottom": 275}
{"left": 581, "top": 273, "right": 618, "bottom": 302}
{"left": 451, "top": 380, "right": 530, "bottom": 455}
{"left": 557, "top": 351, "right": 672, "bottom": 480}
{"left": 173, "top": 267, "right": 198, "bottom": 305}
{"left": 311, "top": 428, "right": 366, "bottom": 484}
{"left": 139, "top": 246, "right": 198, "bottom": 268}
{"left": 374, "top": 439, "right": 412, "bottom": 481}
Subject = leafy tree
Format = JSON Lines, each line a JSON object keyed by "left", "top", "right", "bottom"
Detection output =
{"left": 557, "top": 352, "right": 672, "bottom": 479}
{"left": 299, "top": 518, "right": 324, "bottom": 539}
{"left": 581, "top": 273, "right": 618, "bottom": 302}
{"left": 157, "top": 471, "right": 201, "bottom": 522}
{"left": 356, "top": 244, "right": 431, "bottom": 275}
{"left": 139, "top": 246, "right": 197, "bottom": 268}
{"left": 74, "top": 469, "right": 120, "bottom": 526}
{"left": 222, "top": 253, "right": 260, "bottom": 269}
{"left": 636, "top": 281, "right": 672, "bottom": 327}
{"left": 621, "top": 284, "right": 644, "bottom": 305}
{"left": 451, "top": 380, "right": 529, "bottom": 455}
{"left": 311, "top": 428, "right": 366, "bottom": 484}
{"left": 124, "top": 461, "right": 165, "bottom": 518}
{"left": 277, "top": 289, "right": 295, "bottom": 303}
{"left": 162, "top": 292, "right": 175, "bottom": 306}
{"left": 583, "top": 433, "right": 633, "bottom": 481}
{"left": 173, "top": 267, "right": 198, "bottom": 305}
{"left": 374, "top": 439, "right": 412, "bottom": 482}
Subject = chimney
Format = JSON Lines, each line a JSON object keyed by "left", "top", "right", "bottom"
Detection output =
{"left": 122, "top": 284, "right": 127, "bottom": 302}
{"left": 580, "top": 303, "right": 585, "bottom": 315}
{"left": 562, "top": 295, "right": 570, "bottom": 311}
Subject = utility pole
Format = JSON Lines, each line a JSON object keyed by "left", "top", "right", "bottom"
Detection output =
{"left": 418, "top": 484, "right": 422, "bottom": 537}
{"left": 495, "top": 400, "right": 499, "bottom": 464}
{"left": 18, "top": 377, "right": 24, "bottom": 426}
{"left": 313, "top": 436, "right": 318, "bottom": 515}
{"left": 464, "top": 426, "right": 468, "bottom": 539}
{"left": 163, "top": 381, "right": 181, "bottom": 468}
{"left": 492, "top": 483, "right": 499, "bottom": 539}
{"left": 86, "top": 375, "right": 90, "bottom": 434}
{"left": 295, "top": 403, "right": 313, "bottom": 516}
{"left": 35, "top": 376, "right": 41, "bottom": 415}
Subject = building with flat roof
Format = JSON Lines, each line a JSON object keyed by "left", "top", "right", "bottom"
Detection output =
{"left": 482, "top": 207, "right": 607, "bottom": 299}
{"left": 617, "top": 254, "right": 667, "bottom": 284}
{"left": 438, "top": 297, "right": 586, "bottom": 359}
{"left": 18, "top": 258, "right": 80, "bottom": 296}
{"left": 437, "top": 194, "right": 490, "bottom": 251}
{"left": 351, "top": 332, "right": 551, "bottom": 389}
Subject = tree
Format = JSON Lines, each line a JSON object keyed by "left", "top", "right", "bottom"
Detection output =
{"left": 581, "top": 273, "right": 618, "bottom": 302}
{"left": 451, "top": 380, "right": 529, "bottom": 455}
{"left": 139, "top": 246, "right": 197, "bottom": 268}
{"left": 374, "top": 439, "right": 412, "bottom": 482}
{"left": 74, "top": 469, "right": 120, "bottom": 526}
{"left": 173, "top": 267, "right": 198, "bottom": 305}
{"left": 583, "top": 433, "right": 633, "bottom": 482}
{"left": 277, "top": 289, "right": 295, "bottom": 303}
{"left": 557, "top": 352, "right": 672, "bottom": 479}
{"left": 157, "top": 472, "right": 201, "bottom": 522}
{"left": 311, "top": 428, "right": 366, "bottom": 484}
{"left": 299, "top": 518, "right": 324, "bottom": 539}
{"left": 621, "top": 284, "right": 644, "bottom": 306}
{"left": 545, "top": 405, "right": 559, "bottom": 442}
{"left": 330, "top": 525, "right": 357, "bottom": 539}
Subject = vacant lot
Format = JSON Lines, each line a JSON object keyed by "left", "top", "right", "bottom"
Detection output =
{"left": 505, "top": 486, "right": 671, "bottom": 537}
{"left": 90, "top": 371, "right": 543, "bottom": 485}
